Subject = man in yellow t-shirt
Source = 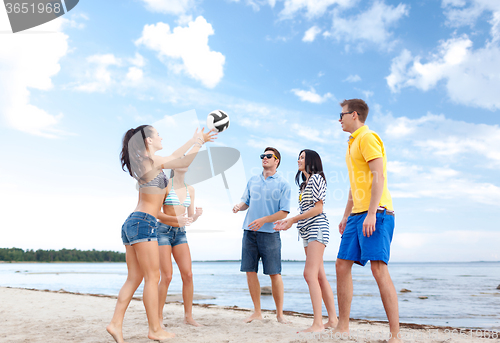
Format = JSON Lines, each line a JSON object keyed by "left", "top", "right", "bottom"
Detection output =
{"left": 334, "top": 99, "right": 401, "bottom": 342}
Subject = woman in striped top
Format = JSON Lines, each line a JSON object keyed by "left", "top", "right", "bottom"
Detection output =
{"left": 274, "top": 149, "right": 338, "bottom": 332}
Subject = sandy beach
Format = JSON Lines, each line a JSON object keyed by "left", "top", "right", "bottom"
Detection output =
{"left": 0, "top": 287, "right": 498, "bottom": 343}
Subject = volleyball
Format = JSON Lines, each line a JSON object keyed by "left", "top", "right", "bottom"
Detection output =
{"left": 207, "top": 110, "right": 230, "bottom": 133}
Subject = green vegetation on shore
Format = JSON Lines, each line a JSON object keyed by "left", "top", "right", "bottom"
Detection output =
{"left": 0, "top": 248, "right": 125, "bottom": 262}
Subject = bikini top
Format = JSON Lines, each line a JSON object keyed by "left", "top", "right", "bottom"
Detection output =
{"left": 139, "top": 170, "right": 168, "bottom": 189}
{"left": 164, "top": 179, "right": 191, "bottom": 207}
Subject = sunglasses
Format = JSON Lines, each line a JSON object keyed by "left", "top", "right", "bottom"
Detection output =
{"left": 340, "top": 111, "right": 355, "bottom": 120}
{"left": 260, "top": 153, "right": 277, "bottom": 160}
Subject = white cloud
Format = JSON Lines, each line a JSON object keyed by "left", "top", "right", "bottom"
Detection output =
{"left": 302, "top": 26, "right": 322, "bottom": 42}
{"left": 140, "top": 0, "right": 196, "bottom": 15}
{"left": 388, "top": 161, "right": 500, "bottom": 206}
{"left": 129, "top": 53, "right": 145, "bottom": 67}
{"left": 247, "top": 136, "right": 303, "bottom": 157}
{"left": 344, "top": 74, "right": 361, "bottom": 82}
{"left": 75, "top": 54, "right": 122, "bottom": 93}
{"left": 176, "top": 14, "right": 193, "bottom": 26}
{"left": 291, "top": 123, "right": 327, "bottom": 143}
{"left": 384, "top": 112, "right": 500, "bottom": 166}
{"left": 384, "top": 113, "right": 444, "bottom": 138}
{"left": 387, "top": 37, "right": 500, "bottom": 109}
{"left": 291, "top": 87, "right": 333, "bottom": 103}
{"left": 387, "top": 37, "right": 472, "bottom": 92}
{"left": 0, "top": 9, "right": 70, "bottom": 138}
{"left": 387, "top": 3, "right": 500, "bottom": 110}
{"left": 126, "top": 67, "right": 144, "bottom": 82}
{"left": 442, "top": 0, "right": 500, "bottom": 31}
{"left": 228, "top": 0, "right": 277, "bottom": 12}
{"left": 328, "top": 1, "right": 409, "bottom": 50}
{"left": 136, "top": 16, "right": 225, "bottom": 88}
{"left": 279, "top": 0, "right": 356, "bottom": 20}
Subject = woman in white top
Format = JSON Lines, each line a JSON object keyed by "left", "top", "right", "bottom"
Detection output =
{"left": 274, "top": 149, "right": 337, "bottom": 332}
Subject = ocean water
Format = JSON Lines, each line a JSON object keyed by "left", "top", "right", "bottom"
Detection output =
{"left": 0, "top": 261, "right": 499, "bottom": 330}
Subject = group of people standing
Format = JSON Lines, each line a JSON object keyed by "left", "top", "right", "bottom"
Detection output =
{"left": 107, "top": 98, "right": 401, "bottom": 343}
{"left": 233, "top": 98, "right": 400, "bottom": 342}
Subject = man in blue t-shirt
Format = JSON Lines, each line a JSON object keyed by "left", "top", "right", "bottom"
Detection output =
{"left": 233, "top": 147, "right": 291, "bottom": 323}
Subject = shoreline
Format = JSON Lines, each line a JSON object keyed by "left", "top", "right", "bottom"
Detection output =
{"left": 3, "top": 286, "right": 498, "bottom": 333}
{"left": 1, "top": 286, "right": 499, "bottom": 342}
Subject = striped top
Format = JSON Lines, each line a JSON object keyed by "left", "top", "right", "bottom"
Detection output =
{"left": 164, "top": 180, "right": 191, "bottom": 207}
{"left": 139, "top": 170, "right": 168, "bottom": 189}
{"left": 296, "top": 174, "right": 329, "bottom": 244}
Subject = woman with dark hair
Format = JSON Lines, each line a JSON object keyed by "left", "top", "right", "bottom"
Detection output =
{"left": 107, "top": 125, "right": 216, "bottom": 343}
{"left": 157, "top": 167, "right": 203, "bottom": 327}
{"left": 274, "top": 149, "right": 337, "bottom": 332}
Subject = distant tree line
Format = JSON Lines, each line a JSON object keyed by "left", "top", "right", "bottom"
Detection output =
{"left": 0, "top": 248, "right": 125, "bottom": 262}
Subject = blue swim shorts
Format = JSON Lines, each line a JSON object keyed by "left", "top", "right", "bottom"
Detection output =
{"left": 157, "top": 222, "right": 188, "bottom": 247}
{"left": 121, "top": 212, "right": 158, "bottom": 246}
{"left": 240, "top": 230, "right": 282, "bottom": 275}
{"left": 337, "top": 209, "right": 395, "bottom": 266}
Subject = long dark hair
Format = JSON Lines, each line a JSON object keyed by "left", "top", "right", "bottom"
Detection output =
{"left": 120, "top": 125, "right": 155, "bottom": 180}
{"left": 295, "top": 149, "right": 326, "bottom": 191}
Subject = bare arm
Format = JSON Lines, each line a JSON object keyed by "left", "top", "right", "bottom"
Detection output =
{"left": 187, "top": 187, "right": 203, "bottom": 222}
{"left": 339, "top": 188, "right": 354, "bottom": 234}
{"left": 248, "top": 210, "right": 288, "bottom": 231}
{"left": 157, "top": 211, "right": 180, "bottom": 226}
{"left": 154, "top": 128, "right": 217, "bottom": 170}
{"left": 363, "top": 157, "right": 385, "bottom": 237}
{"left": 273, "top": 201, "right": 323, "bottom": 231}
{"left": 232, "top": 202, "right": 249, "bottom": 213}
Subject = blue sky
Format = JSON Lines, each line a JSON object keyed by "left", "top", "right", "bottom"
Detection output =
{"left": 1, "top": 0, "right": 499, "bottom": 262}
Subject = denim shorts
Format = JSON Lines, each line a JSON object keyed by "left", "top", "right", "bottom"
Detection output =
{"left": 240, "top": 230, "right": 281, "bottom": 275}
{"left": 303, "top": 228, "right": 326, "bottom": 248}
{"left": 121, "top": 212, "right": 158, "bottom": 246}
{"left": 157, "top": 222, "right": 188, "bottom": 247}
{"left": 337, "top": 210, "right": 395, "bottom": 266}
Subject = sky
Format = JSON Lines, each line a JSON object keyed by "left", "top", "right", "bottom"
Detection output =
{"left": 0, "top": 0, "right": 499, "bottom": 262}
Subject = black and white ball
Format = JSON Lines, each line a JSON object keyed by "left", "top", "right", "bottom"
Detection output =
{"left": 207, "top": 110, "right": 230, "bottom": 133}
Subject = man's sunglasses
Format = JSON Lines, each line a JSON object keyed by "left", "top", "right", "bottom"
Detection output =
{"left": 260, "top": 153, "right": 277, "bottom": 160}
{"left": 340, "top": 111, "right": 355, "bottom": 120}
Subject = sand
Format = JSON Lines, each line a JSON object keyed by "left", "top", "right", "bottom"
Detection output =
{"left": 0, "top": 287, "right": 498, "bottom": 343}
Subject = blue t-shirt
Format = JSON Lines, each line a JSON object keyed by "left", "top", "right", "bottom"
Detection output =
{"left": 240, "top": 172, "right": 291, "bottom": 233}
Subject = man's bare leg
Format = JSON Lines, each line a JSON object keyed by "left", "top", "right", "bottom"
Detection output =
{"left": 270, "top": 273, "right": 288, "bottom": 323}
{"left": 244, "top": 272, "right": 263, "bottom": 322}
{"left": 371, "top": 261, "right": 401, "bottom": 343}
{"left": 333, "top": 258, "right": 354, "bottom": 335}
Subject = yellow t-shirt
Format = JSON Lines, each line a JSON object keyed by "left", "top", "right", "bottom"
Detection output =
{"left": 346, "top": 125, "right": 393, "bottom": 213}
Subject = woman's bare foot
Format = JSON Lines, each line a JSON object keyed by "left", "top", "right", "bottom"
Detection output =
{"left": 331, "top": 327, "right": 350, "bottom": 339}
{"left": 301, "top": 323, "right": 324, "bottom": 333}
{"left": 158, "top": 317, "right": 167, "bottom": 329}
{"left": 243, "top": 312, "right": 263, "bottom": 323}
{"left": 184, "top": 317, "right": 203, "bottom": 327}
{"left": 277, "top": 316, "right": 290, "bottom": 324}
{"left": 323, "top": 318, "right": 339, "bottom": 329}
{"left": 388, "top": 335, "right": 403, "bottom": 343}
{"left": 106, "top": 323, "right": 125, "bottom": 343}
{"left": 148, "top": 328, "right": 175, "bottom": 341}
